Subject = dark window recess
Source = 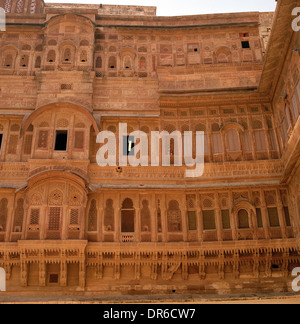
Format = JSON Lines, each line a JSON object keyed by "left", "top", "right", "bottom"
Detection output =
{"left": 0, "top": 134, "right": 3, "bottom": 151}
{"left": 49, "top": 274, "right": 59, "bottom": 283}
{"left": 54, "top": 131, "right": 68, "bottom": 151}
{"left": 242, "top": 41, "right": 250, "bottom": 49}
{"left": 123, "top": 136, "right": 135, "bottom": 156}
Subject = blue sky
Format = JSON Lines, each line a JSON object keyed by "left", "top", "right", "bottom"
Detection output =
{"left": 45, "top": 0, "right": 277, "bottom": 16}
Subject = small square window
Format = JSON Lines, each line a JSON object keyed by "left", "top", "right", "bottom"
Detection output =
{"left": 242, "top": 41, "right": 250, "bottom": 49}
{"left": 123, "top": 136, "right": 135, "bottom": 156}
{"left": 49, "top": 274, "right": 59, "bottom": 284}
{"left": 54, "top": 130, "right": 68, "bottom": 151}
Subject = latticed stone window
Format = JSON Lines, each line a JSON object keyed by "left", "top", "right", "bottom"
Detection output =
{"left": 0, "top": 199, "right": 8, "bottom": 232}
{"left": 268, "top": 207, "right": 280, "bottom": 227}
{"left": 70, "top": 209, "right": 79, "bottom": 225}
{"left": 37, "top": 130, "right": 49, "bottom": 149}
{"left": 203, "top": 210, "right": 216, "bottom": 230}
{"left": 7, "top": 124, "right": 20, "bottom": 155}
{"left": 13, "top": 199, "right": 24, "bottom": 232}
{"left": 29, "top": 208, "right": 40, "bottom": 225}
{"left": 47, "top": 50, "right": 56, "bottom": 63}
{"left": 48, "top": 207, "right": 61, "bottom": 231}
{"left": 221, "top": 210, "right": 231, "bottom": 229}
{"left": 23, "top": 125, "right": 33, "bottom": 155}
{"left": 74, "top": 131, "right": 84, "bottom": 150}
{"left": 167, "top": 200, "right": 182, "bottom": 232}
{"left": 88, "top": 199, "right": 97, "bottom": 232}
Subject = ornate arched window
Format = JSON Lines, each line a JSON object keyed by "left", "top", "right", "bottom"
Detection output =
{"left": 95, "top": 56, "right": 102, "bottom": 69}
{"left": 108, "top": 56, "right": 116, "bottom": 69}
{"left": 121, "top": 198, "right": 135, "bottom": 233}
{"left": 141, "top": 200, "right": 151, "bottom": 232}
{"left": 167, "top": 200, "right": 182, "bottom": 232}
{"left": 227, "top": 128, "right": 240, "bottom": 152}
{"left": 104, "top": 199, "right": 114, "bottom": 232}
{"left": 80, "top": 50, "right": 88, "bottom": 63}
{"left": 47, "top": 50, "right": 56, "bottom": 63}
{"left": 211, "top": 123, "right": 223, "bottom": 154}
{"left": 7, "top": 124, "right": 20, "bottom": 155}
{"left": 123, "top": 55, "right": 132, "bottom": 70}
{"left": 238, "top": 209, "right": 250, "bottom": 229}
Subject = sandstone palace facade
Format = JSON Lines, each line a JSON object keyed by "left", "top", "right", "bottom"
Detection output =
{"left": 0, "top": 0, "right": 299, "bottom": 296}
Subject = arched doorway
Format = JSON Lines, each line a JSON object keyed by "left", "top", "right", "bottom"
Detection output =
{"left": 0, "top": 268, "right": 6, "bottom": 292}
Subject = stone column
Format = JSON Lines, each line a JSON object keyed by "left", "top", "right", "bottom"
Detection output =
{"left": 260, "top": 189, "right": 270, "bottom": 239}
{"left": 136, "top": 207, "right": 141, "bottom": 242}
{"left": 161, "top": 196, "right": 168, "bottom": 242}
{"left": 215, "top": 195, "right": 223, "bottom": 241}
{"left": 229, "top": 191, "right": 237, "bottom": 240}
{"left": 40, "top": 205, "right": 47, "bottom": 240}
{"left": 5, "top": 197, "right": 14, "bottom": 242}
{"left": 61, "top": 205, "right": 68, "bottom": 240}
{"left": 60, "top": 250, "right": 67, "bottom": 287}
{"left": 151, "top": 194, "right": 157, "bottom": 242}
{"left": 182, "top": 198, "right": 188, "bottom": 242}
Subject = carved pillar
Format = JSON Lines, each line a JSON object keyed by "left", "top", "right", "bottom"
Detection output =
{"left": 253, "top": 250, "right": 259, "bottom": 279}
{"left": 60, "top": 250, "right": 67, "bottom": 287}
{"left": 61, "top": 205, "right": 68, "bottom": 240}
{"left": 229, "top": 191, "right": 237, "bottom": 240}
{"left": 181, "top": 252, "right": 188, "bottom": 280}
{"left": 233, "top": 250, "right": 240, "bottom": 279}
{"left": 5, "top": 198, "right": 14, "bottom": 242}
{"left": 135, "top": 252, "right": 141, "bottom": 280}
{"left": 79, "top": 259, "right": 86, "bottom": 288}
{"left": 215, "top": 196, "right": 223, "bottom": 241}
{"left": 39, "top": 261, "right": 46, "bottom": 287}
{"left": 182, "top": 198, "right": 188, "bottom": 242}
{"left": 39, "top": 249, "right": 46, "bottom": 287}
{"left": 152, "top": 201, "right": 157, "bottom": 242}
{"left": 265, "top": 249, "right": 272, "bottom": 278}
{"left": 161, "top": 196, "right": 167, "bottom": 242}
{"left": 116, "top": 207, "right": 121, "bottom": 242}
{"left": 136, "top": 207, "right": 141, "bottom": 242}
{"left": 276, "top": 189, "right": 287, "bottom": 238}
{"left": 40, "top": 205, "right": 47, "bottom": 240}
{"left": 151, "top": 252, "right": 158, "bottom": 280}
{"left": 96, "top": 252, "right": 103, "bottom": 279}
{"left": 20, "top": 253, "right": 28, "bottom": 287}
{"left": 114, "top": 252, "right": 120, "bottom": 280}
{"left": 260, "top": 190, "right": 270, "bottom": 239}
{"left": 199, "top": 251, "right": 206, "bottom": 280}
{"left": 218, "top": 251, "right": 225, "bottom": 280}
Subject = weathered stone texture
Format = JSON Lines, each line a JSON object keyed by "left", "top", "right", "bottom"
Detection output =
{"left": 0, "top": 0, "right": 299, "bottom": 297}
